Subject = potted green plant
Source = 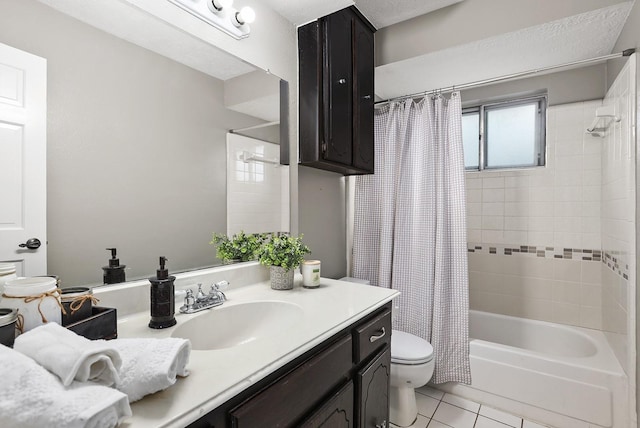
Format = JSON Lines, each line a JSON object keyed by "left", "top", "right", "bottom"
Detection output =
{"left": 210, "top": 231, "right": 265, "bottom": 263}
{"left": 258, "top": 234, "right": 311, "bottom": 290}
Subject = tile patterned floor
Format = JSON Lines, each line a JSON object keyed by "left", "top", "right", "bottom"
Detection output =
{"left": 389, "top": 386, "right": 553, "bottom": 428}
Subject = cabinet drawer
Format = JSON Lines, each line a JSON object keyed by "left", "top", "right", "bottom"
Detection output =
{"left": 353, "top": 308, "right": 391, "bottom": 363}
{"left": 230, "top": 334, "right": 353, "bottom": 428}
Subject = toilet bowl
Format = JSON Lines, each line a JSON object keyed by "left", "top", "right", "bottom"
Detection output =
{"left": 390, "top": 330, "right": 435, "bottom": 427}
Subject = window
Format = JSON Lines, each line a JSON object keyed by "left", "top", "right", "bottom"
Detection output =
{"left": 462, "top": 95, "right": 546, "bottom": 170}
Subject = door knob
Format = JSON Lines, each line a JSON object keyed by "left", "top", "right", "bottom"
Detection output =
{"left": 18, "top": 238, "right": 41, "bottom": 250}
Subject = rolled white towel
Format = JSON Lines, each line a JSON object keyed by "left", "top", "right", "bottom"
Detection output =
{"left": 111, "top": 337, "right": 191, "bottom": 402}
{"left": 0, "top": 344, "right": 131, "bottom": 428}
{"left": 13, "top": 322, "right": 121, "bottom": 387}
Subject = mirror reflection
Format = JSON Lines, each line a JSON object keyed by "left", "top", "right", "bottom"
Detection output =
{"left": 0, "top": 1, "right": 287, "bottom": 287}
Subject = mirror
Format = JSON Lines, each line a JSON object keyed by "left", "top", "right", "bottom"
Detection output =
{"left": 2, "top": 1, "right": 289, "bottom": 287}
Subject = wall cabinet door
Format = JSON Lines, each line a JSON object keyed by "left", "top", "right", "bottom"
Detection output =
{"left": 357, "top": 348, "right": 391, "bottom": 428}
{"left": 323, "top": 10, "right": 353, "bottom": 166}
{"left": 352, "top": 16, "right": 375, "bottom": 172}
{"left": 298, "top": 6, "right": 376, "bottom": 176}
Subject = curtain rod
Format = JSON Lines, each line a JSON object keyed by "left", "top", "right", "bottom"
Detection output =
{"left": 375, "top": 48, "right": 636, "bottom": 107}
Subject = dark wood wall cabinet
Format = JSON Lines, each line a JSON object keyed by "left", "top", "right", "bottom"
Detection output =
{"left": 188, "top": 303, "right": 392, "bottom": 428}
{"left": 299, "top": 6, "right": 376, "bottom": 175}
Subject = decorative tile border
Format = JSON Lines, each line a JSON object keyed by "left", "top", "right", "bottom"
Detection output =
{"left": 467, "top": 243, "right": 601, "bottom": 261}
{"left": 467, "top": 243, "right": 630, "bottom": 280}
{"left": 603, "top": 250, "right": 630, "bottom": 280}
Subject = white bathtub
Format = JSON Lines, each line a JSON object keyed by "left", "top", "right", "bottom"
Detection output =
{"left": 438, "top": 310, "right": 628, "bottom": 428}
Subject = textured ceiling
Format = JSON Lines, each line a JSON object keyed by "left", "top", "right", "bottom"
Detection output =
{"left": 258, "top": 0, "right": 352, "bottom": 26}
{"left": 260, "top": 0, "right": 465, "bottom": 28}
{"left": 354, "top": 0, "right": 465, "bottom": 28}
{"left": 374, "top": 2, "right": 634, "bottom": 100}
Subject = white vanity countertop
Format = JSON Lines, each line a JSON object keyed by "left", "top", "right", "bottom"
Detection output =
{"left": 117, "top": 277, "right": 399, "bottom": 428}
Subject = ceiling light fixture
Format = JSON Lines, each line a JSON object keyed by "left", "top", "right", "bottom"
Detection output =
{"left": 209, "top": 0, "right": 233, "bottom": 13}
{"left": 233, "top": 6, "right": 255, "bottom": 27}
{"left": 168, "top": 0, "right": 255, "bottom": 39}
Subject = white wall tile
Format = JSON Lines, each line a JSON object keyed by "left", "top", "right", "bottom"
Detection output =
{"left": 504, "top": 216, "right": 528, "bottom": 231}
{"left": 482, "top": 202, "right": 505, "bottom": 216}
{"left": 503, "top": 231, "right": 528, "bottom": 244}
{"left": 462, "top": 99, "right": 629, "bottom": 333}
{"left": 482, "top": 176, "right": 505, "bottom": 189}
{"left": 504, "top": 202, "right": 529, "bottom": 216}
{"left": 482, "top": 188, "right": 505, "bottom": 202}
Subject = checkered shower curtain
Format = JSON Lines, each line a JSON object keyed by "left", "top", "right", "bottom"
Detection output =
{"left": 353, "top": 93, "right": 471, "bottom": 384}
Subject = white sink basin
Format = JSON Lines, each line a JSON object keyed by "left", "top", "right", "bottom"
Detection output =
{"left": 171, "top": 301, "right": 304, "bottom": 350}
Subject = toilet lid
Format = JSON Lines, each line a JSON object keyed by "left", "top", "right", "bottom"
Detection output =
{"left": 391, "top": 330, "right": 434, "bottom": 365}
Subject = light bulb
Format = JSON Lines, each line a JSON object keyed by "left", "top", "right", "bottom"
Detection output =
{"left": 234, "top": 6, "right": 255, "bottom": 26}
{"left": 211, "top": 0, "right": 233, "bottom": 12}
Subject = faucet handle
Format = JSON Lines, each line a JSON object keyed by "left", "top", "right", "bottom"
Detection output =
{"left": 180, "top": 289, "right": 196, "bottom": 313}
{"left": 209, "top": 281, "right": 228, "bottom": 301}
{"left": 185, "top": 289, "right": 195, "bottom": 304}
{"left": 196, "top": 283, "right": 206, "bottom": 300}
{"left": 213, "top": 280, "right": 230, "bottom": 291}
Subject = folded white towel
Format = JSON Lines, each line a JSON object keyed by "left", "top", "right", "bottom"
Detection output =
{"left": 0, "top": 344, "right": 131, "bottom": 428}
{"left": 110, "top": 337, "right": 191, "bottom": 402}
{"left": 13, "top": 322, "right": 121, "bottom": 387}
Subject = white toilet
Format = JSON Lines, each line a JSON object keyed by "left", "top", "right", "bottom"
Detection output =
{"left": 390, "top": 330, "right": 435, "bottom": 427}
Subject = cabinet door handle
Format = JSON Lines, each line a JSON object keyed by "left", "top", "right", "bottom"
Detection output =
{"left": 369, "top": 327, "right": 386, "bottom": 343}
{"left": 363, "top": 95, "right": 371, "bottom": 99}
{"left": 338, "top": 78, "right": 347, "bottom": 84}
{"left": 375, "top": 420, "right": 387, "bottom": 428}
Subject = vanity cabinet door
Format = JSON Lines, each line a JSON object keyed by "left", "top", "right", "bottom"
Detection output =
{"left": 300, "top": 381, "right": 355, "bottom": 428}
{"left": 229, "top": 334, "right": 352, "bottom": 427}
{"left": 356, "top": 347, "right": 391, "bottom": 428}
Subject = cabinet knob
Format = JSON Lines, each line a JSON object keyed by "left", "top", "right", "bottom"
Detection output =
{"left": 338, "top": 78, "right": 347, "bottom": 84}
{"left": 375, "top": 421, "right": 387, "bottom": 428}
{"left": 363, "top": 95, "right": 371, "bottom": 99}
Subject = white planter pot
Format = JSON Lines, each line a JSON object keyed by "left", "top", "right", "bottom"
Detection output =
{"left": 270, "top": 266, "right": 294, "bottom": 290}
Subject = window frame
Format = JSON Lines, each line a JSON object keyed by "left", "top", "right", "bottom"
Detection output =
{"left": 463, "top": 95, "right": 547, "bottom": 171}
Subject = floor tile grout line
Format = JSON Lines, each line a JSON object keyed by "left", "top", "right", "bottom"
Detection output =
{"left": 425, "top": 396, "right": 445, "bottom": 427}
{"left": 472, "top": 412, "right": 480, "bottom": 428}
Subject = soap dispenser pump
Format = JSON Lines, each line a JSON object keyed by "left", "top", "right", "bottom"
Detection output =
{"left": 103, "top": 248, "right": 126, "bottom": 284}
{"left": 148, "top": 256, "right": 176, "bottom": 329}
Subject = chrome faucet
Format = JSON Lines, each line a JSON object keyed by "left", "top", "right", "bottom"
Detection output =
{"left": 179, "top": 281, "right": 229, "bottom": 314}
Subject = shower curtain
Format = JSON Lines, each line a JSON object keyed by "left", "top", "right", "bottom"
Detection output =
{"left": 353, "top": 93, "right": 471, "bottom": 384}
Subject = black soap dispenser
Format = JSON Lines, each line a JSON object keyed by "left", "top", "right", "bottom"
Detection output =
{"left": 103, "top": 248, "right": 126, "bottom": 284}
{"left": 148, "top": 256, "right": 176, "bottom": 329}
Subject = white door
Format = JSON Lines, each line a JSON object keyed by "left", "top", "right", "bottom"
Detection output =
{"left": 0, "top": 43, "right": 47, "bottom": 276}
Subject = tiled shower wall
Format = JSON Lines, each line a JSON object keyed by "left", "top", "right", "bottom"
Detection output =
{"left": 226, "top": 133, "right": 290, "bottom": 236}
{"left": 466, "top": 55, "right": 637, "bottom": 382}
{"left": 601, "top": 56, "right": 636, "bottom": 378}
{"left": 466, "top": 100, "right": 605, "bottom": 329}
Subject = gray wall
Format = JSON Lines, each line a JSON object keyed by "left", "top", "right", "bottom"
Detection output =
{"left": 298, "top": 167, "right": 347, "bottom": 279}
{"left": 461, "top": 63, "right": 607, "bottom": 106}
{"left": 0, "top": 0, "right": 261, "bottom": 286}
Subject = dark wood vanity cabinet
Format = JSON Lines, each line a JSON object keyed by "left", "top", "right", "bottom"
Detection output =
{"left": 298, "top": 6, "right": 376, "bottom": 175}
{"left": 187, "top": 303, "right": 391, "bottom": 428}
